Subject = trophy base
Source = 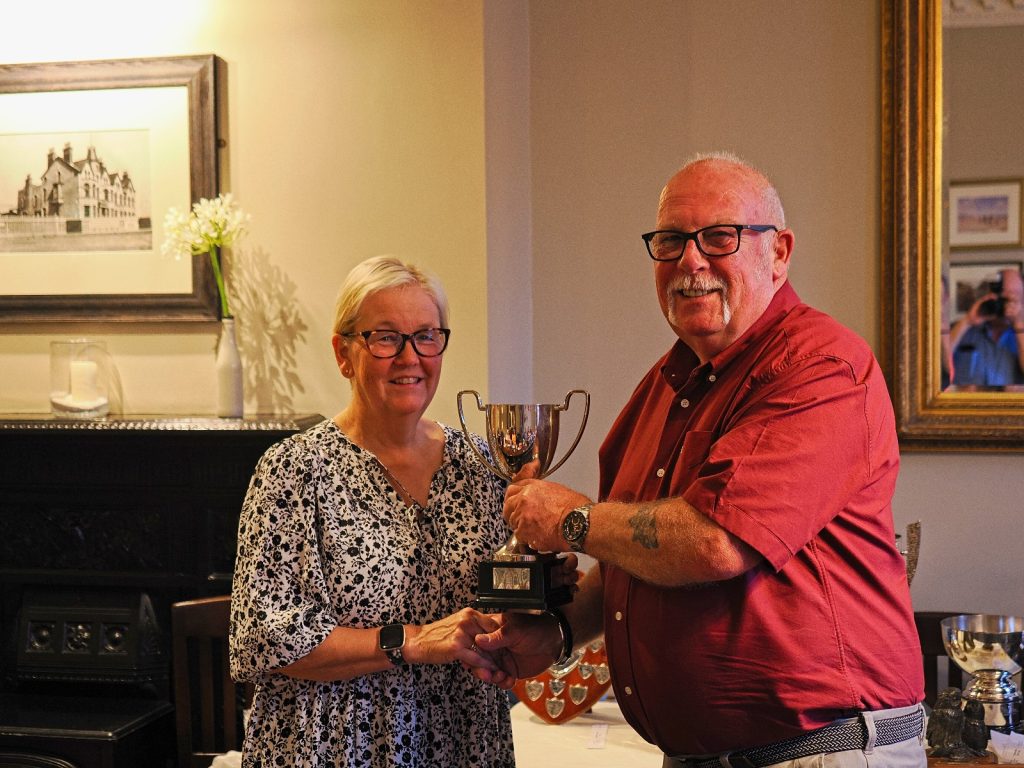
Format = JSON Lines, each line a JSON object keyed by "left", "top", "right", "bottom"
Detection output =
{"left": 963, "top": 687, "right": 1023, "bottom": 735}
{"left": 474, "top": 553, "right": 573, "bottom": 614}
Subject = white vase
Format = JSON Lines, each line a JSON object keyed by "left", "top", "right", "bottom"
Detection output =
{"left": 216, "top": 318, "right": 244, "bottom": 418}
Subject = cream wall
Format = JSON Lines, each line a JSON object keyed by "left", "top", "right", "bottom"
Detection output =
{"left": 0, "top": 0, "right": 491, "bottom": 426}
{"left": 1, "top": 1, "right": 1021, "bottom": 618}
{"left": 528, "top": 0, "right": 883, "bottom": 488}
{"left": 520, "top": 0, "right": 1023, "bottom": 618}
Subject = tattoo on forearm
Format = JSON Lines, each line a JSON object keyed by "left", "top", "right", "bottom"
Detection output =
{"left": 628, "top": 503, "right": 659, "bottom": 549}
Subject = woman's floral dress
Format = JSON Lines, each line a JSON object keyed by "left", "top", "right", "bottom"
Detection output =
{"left": 230, "top": 419, "right": 514, "bottom": 767}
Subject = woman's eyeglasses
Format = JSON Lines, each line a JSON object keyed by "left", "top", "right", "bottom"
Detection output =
{"left": 343, "top": 328, "right": 451, "bottom": 358}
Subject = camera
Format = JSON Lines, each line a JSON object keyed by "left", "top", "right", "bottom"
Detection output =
{"left": 979, "top": 279, "right": 1005, "bottom": 317}
{"left": 979, "top": 297, "right": 1005, "bottom": 316}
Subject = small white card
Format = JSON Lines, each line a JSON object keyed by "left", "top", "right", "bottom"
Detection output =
{"left": 990, "top": 730, "right": 1024, "bottom": 764}
{"left": 586, "top": 723, "right": 609, "bottom": 749}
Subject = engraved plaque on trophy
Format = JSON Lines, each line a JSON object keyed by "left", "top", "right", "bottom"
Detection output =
{"left": 457, "top": 389, "right": 589, "bottom": 613}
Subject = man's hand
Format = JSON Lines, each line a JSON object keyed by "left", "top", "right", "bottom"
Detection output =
{"left": 1006, "top": 292, "right": 1024, "bottom": 331}
{"left": 552, "top": 553, "right": 581, "bottom": 593}
{"left": 468, "top": 612, "right": 564, "bottom": 689}
{"left": 504, "top": 478, "right": 591, "bottom": 553}
{"left": 968, "top": 292, "right": 1001, "bottom": 324}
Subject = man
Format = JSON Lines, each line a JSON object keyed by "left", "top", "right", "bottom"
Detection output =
{"left": 475, "top": 153, "right": 925, "bottom": 768}
{"left": 949, "top": 267, "right": 1024, "bottom": 387}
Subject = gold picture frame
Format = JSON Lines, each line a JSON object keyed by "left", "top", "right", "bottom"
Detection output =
{"left": 881, "top": 0, "right": 1024, "bottom": 449}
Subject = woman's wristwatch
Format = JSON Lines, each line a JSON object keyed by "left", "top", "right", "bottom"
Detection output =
{"left": 379, "top": 623, "right": 408, "bottom": 666}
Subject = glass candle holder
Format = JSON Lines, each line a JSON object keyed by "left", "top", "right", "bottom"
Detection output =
{"left": 50, "top": 339, "right": 111, "bottom": 419}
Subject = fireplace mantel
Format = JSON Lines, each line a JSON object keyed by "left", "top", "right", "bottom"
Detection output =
{"left": 0, "top": 413, "right": 323, "bottom": 590}
{"left": 0, "top": 414, "right": 319, "bottom": 431}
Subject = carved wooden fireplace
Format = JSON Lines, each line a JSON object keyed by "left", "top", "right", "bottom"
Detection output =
{"left": 0, "top": 414, "right": 320, "bottom": 768}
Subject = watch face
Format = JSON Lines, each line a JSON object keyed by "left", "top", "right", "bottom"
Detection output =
{"left": 379, "top": 623, "right": 405, "bottom": 651}
{"left": 563, "top": 510, "right": 585, "bottom": 542}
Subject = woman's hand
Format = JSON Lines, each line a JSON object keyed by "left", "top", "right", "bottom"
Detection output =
{"left": 469, "top": 612, "right": 564, "bottom": 688}
{"left": 403, "top": 607, "right": 504, "bottom": 672}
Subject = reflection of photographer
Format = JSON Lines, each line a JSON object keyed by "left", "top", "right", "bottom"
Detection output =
{"left": 979, "top": 286, "right": 1007, "bottom": 319}
{"left": 949, "top": 268, "right": 1024, "bottom": 387}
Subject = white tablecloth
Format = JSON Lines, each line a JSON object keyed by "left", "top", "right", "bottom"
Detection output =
{"left": 511, "top": 697, "right": 663, "bottom": 767}
{"left": 209, "top": 701, "right": 661, "bottom": 767}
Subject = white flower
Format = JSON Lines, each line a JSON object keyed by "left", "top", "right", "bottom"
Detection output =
{"left": 161, "top": 193, "right": 251, "bottom": 317}
{"left": 163, "top": 193, "right": 249, "bottom": 258}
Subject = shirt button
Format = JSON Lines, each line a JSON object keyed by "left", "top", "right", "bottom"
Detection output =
{"left": 656, "top": 468, "right": 665, "bottom": 478}
{"left": 614, "top": 611, "right": 623, "bottom": 621}
{"left": 708, "top": 374, "right": 717, "bottom": 382}
{"left": 624, "top": 686, "right": 633, "bottom": 695}
{"left": 680, "top": 399, "right": 690, "bottom": 408}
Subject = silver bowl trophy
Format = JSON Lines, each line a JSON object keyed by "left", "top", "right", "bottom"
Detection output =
{"left": 457, "top": 389, "right": 589, "bottom": 613}
{"left": 941, "top": 613, "right": 1024, "bottom": 735}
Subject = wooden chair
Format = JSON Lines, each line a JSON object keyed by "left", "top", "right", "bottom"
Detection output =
{"left": 171, "top": 595, "right": 252, "bottom": 768}
{"left": 915, "top": 611, "right": 966, "bottom": 708}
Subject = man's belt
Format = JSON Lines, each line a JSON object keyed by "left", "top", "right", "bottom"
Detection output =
{"left": 664, "top": 708, "right": 924, "bottom": 768}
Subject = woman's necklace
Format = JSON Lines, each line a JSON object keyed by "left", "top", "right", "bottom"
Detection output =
{"left": 375, "top": 458, "right": 424, "bottom": 511}
{"left": 333, "top": 413, "right": 438, "bottom": 514}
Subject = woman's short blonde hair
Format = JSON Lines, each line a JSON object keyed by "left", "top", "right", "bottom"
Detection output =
{"left": 331, "top": 255, "right": 450, "bottom": 335}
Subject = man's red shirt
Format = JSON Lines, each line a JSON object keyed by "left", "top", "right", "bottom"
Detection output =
{"left": 599, "top": 282, "right": 923, "bottom": 754}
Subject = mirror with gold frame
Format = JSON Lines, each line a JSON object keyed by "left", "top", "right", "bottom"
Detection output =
{"left": 881, "top": 0, "right": 1024, "bottom": 449}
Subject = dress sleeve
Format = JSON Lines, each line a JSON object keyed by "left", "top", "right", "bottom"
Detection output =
{"left": 229, "top": 435, "right": 338, "bottom": 682}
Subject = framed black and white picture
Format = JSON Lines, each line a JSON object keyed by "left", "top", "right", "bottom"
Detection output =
{"left": 0, "top": 55, "right": 221, "bottom": 322}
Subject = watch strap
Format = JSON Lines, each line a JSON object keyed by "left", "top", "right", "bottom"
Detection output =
{"left": 383, "top": 645, "right": 406, "bottom": 667}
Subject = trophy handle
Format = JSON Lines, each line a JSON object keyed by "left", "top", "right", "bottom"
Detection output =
{"left": 457, "top": 389, "right": 508, "bottom": 480}
{"left": 543, "top": 389, "right": 590, "bottom": 477}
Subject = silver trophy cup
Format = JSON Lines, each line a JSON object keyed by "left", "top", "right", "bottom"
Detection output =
{"left": 457, "top": 389, "right": 589, "bottom": 613}
{"left": 941, "top": 613, "right": 1024, "bottom": 735}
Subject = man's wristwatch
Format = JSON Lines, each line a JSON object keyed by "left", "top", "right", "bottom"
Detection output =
{"left": 379, "top": 623, "right": 407, "bottom": 666}
{"left": 561, "top": 503, "right": 593, "bottom": 552}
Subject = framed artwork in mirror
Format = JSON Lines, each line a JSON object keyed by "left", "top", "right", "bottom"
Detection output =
{"left": 0, "top": 55, "right": 222, "bottom": 323}
{"left": 949, "top": 179, "right": 1022, "bottom": 249}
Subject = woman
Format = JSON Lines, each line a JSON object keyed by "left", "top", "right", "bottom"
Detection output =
{"left": 230, "top": 255, "right": 538, "bottom": 766}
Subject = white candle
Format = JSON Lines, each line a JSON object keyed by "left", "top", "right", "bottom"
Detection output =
{"left": 69, "top": 360, "right": 99, "bottom": 403}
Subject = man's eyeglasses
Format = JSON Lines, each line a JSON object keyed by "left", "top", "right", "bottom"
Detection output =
{"left": 641, "top": 224, "right": 778, "bottom": 261}
{"left": 342, "top": 328, "right": 451, "bottom": 359}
